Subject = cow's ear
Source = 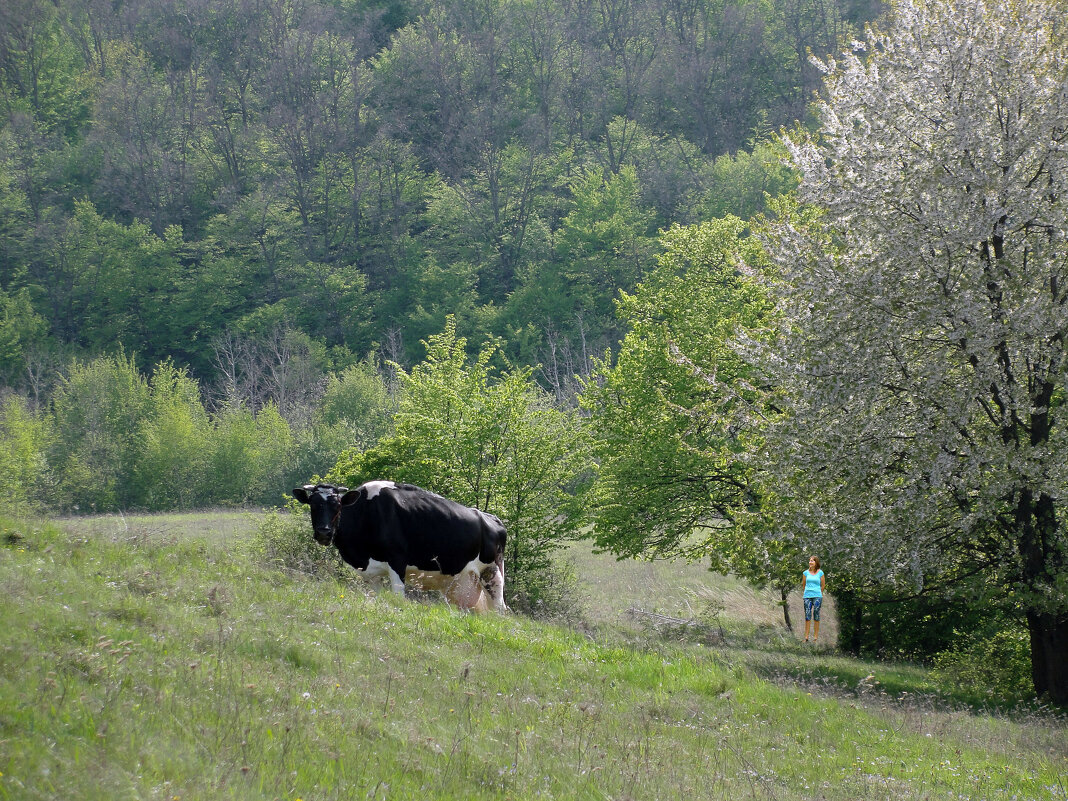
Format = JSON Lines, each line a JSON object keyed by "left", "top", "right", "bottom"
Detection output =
{"left": 292, "top": 487, "right": 312, "bottom": 504}
{"left": 340, "top": 489, "right": 360, "bottom": 506}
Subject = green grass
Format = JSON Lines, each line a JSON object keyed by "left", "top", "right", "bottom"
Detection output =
{"left": 1, "top": 513, "right": 1065, "bottom": 800}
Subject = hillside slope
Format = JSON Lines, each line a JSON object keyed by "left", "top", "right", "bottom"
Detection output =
{"left": 1, "top": 513, "right": 1064, "bottom": 800}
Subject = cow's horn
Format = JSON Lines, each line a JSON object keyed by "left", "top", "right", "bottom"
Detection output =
{"left": 337, "top": 486, "right": 349, "bottom": 493}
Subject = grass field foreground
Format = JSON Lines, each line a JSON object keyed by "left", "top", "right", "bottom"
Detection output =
{"left": 1, "top": 513, "right": 1065, "bottom": 800}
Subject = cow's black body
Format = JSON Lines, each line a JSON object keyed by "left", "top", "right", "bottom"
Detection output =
{"left": 293, "top": 480, "right": 508, "bottom": 611}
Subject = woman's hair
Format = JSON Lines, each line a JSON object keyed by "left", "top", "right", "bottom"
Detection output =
{"left": 809, "top": 555, "right": 821, "bottom": 570}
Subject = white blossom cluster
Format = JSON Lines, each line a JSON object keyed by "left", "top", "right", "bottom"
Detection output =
{"left": 759, "top": 0, "right": 1068, "bottom": 612}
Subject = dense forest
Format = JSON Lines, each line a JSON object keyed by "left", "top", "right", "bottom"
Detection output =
{"left": 0, "top": 0, "right": 879, "bottom": 519}
{"left": 1, "top": 0, "right": 881, "bottom": 397}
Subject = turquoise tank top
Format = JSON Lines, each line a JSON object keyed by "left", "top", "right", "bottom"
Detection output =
{"left": 804, "top": 569, "right": 824, "bottom": 598}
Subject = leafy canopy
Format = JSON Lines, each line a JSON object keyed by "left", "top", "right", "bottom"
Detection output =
{"left": 581, "top": 216, "right": 789, "bottom": 589}
{"left": 761, "top": 0, "right": 1068, "bottom": 699}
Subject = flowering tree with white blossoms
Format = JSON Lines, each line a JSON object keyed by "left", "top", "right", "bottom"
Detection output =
{"left": 762, "top": 0, "right": 1068, "bottom": 701}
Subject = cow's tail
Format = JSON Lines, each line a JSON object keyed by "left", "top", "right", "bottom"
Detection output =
{"left": 480, "top": 517, "right": 508, "bottom": 611}
{"left": 483, "top": 552, "right": 507, "bottom": 612}
{"left": 494, "top": 551, "right": 505, "bottom": 590}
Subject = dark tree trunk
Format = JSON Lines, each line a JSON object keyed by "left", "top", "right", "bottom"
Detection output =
{"left": 851, "top": 600, "right": 863, "bottom": 654}
{"left": 1016, "top": 484, "right": 1068, "bottom": 704}
{"left": 1027, "top": 611, "right": 1068, "bottom": 704}
{"left": 780, "top": 586, "right": 792, "bottom": 632}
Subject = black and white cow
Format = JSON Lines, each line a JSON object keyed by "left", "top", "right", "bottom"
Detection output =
{"left": 293, "top": 480, "right": 508, "bottom": 612}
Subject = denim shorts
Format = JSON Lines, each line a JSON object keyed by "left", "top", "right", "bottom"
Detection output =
{"left": 804, "top": 597, "right": 822, "bottom": 621}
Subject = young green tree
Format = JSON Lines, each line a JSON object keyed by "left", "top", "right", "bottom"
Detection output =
{"left": 316, "top": 359, "right": 394, "bottom": 449}
{"left": 0, "top": 0, "right": 95, "bottom": 138}
{"left": 129, "top": 361, "right": 212, "bottom": 510}
{"left": 0, "top": 394, "right": 52, "bottom": 514}
{"left": 699, "top": 138, "right": 800, "bottom": 223}
{"left": 762, "top": 0, "right": 1068, "bottom": 701}
{"left": 49, "top": 352, "right": 151, "bottom": 512}
{"left": 0, "top": 286, "right": 46, "bottom": 386}
{"left": 581, "top": 217, "right": 796, "bottom": 621}
{"left": 40, "top": 201, "right": 186, "bottom": 368}
{"left": 555, "top": 164, "right": 656, "bottom": 342}
{"left": 208, "top": 403, "right": 294, "bottom": 507}
{"left": 332, "top": 317, "right": 590, "bottom": 606}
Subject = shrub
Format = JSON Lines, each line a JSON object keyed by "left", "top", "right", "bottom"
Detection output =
{"left": 251, "top": 507, "right": 350, "bottom": 581}
{"left": 507, "top": 554, "right": 585, "bottom": 624}
{"left": 129, "top": 362, "right": 212, "bottom": 510}
{"left": 49, "top": 352, "right": 150, "bottom": 512}
{"left": 932, "top": 627, "right": 1034, "bottom": 705}
{"left": 317, "top": 361, "right": 394, "bottom": 448}
{"left": 208, "top": 404, "right": 294, "bottom": 507}
{"left": 0, "top": 394, "right": 53, "bottom": 513}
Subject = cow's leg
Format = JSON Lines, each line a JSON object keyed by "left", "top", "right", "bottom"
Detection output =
{"left": 359, "top": 558, "right": 392, "bottom": 588}
{"left": 386, "top": 561, "right": 407, "bottom": 596}
{"left": 362, "top": 558, "right": 407, "bottom": 595}
{"left": 481, "top": 558, "right": 508, "bottom": 611}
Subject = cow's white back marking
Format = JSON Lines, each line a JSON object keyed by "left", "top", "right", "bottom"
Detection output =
{"left": 361, "top": 480, "right": 397, "bottom": 499}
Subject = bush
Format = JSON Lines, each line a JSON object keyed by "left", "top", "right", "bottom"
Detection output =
{"left": 835, "top": 589, "right": 990, "bottom": 661}
{"left": 49, "top": 352, "right": 150, "bottom": 512}
{"left": 0, "top": 394, "right": 52, "bottom": 514}
{"left": 208, "top": 404, "right": 294, "bottom": 507}
{"left": 932, "top": 627, "right": 1034, "bottom": 705}
{"left": 507, "top": 555, "right": 585, "bottom": 624}
{"left": 317, "top": 361, "right": 394, "bottom": 448}
{"left": 251, "top": 507, "right": 350, "bottom": 581}
{"left": 278, "top": 421, "right": 357, "bottom": 503}
{"left": 129, "top": 362, "right": 212, "bottom": 510}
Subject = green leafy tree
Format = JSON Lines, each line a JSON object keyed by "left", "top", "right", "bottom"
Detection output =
{"left": 0, "top": 0, "right": 95, "bottom": 137}
{"left": 0, "top": 152, "right": 33, "bottom": 280}
{"left": 129, "top": 361, "right": 212, "bottom": 510}
{"left": 41, "top": 201, "right": 186, "bottom": 368}
{"left": 418, "top": 142, "right": 554, "bottom": 307}
{"left": 280, "top": 359, "right": 397, "bottom": 491}
{"left": 0, "top": 286, "right": 45, "bottom": 385}
{"left": 555, "top": 164, "right": 656, "bottom": 341}
{"left": 317, "top": 359, "right": 394, "bottom": 449}
{"left": 0, "top": 394, "right": 52, "bottom": 514}
{"left": 284, "top": 260, "right": 373, "bottom": 351}
{"left": 762, "top": 0, "right": 1068, "bottom": 701}
{"left": 49, "top": 351, "right": 150, "bottom": 512}
{"left": 581, "top": 217, "right": 797, "bottom": 622}
{"left": 89, "top": 41, "right": 213, "bottom": 234}
{"left": 333, "top": 317, "right": 590, "bottom": 605}
{"left": 391, "top": 251, "right": 483, "bottom": 357}
{"left": 699, "top": 138, "right": 799, "bottom": 222}
{"left": 207, "top": 403, "right": 295, "bottom": 507}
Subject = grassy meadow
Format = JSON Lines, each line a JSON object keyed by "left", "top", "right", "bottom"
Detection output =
{"left": 1, "top": 511, "right": 1065, "bottom": 800}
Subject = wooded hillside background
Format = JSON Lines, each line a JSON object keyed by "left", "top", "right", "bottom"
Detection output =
{"left": 0, "top": 0, "right": 882, "bottom": 402}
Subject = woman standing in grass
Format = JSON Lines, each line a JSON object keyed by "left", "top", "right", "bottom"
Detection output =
{"left": 803, "top": 556, "right": 825, "bottom": 643}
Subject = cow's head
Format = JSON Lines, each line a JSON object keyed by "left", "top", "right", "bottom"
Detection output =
{"left": 292, "top": 483, "right": 360, "bottom": 545}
